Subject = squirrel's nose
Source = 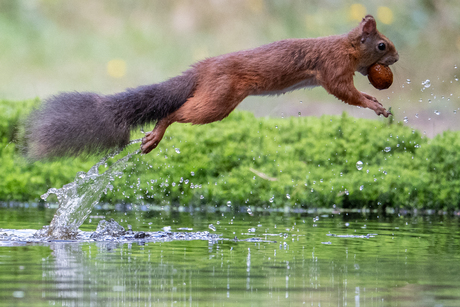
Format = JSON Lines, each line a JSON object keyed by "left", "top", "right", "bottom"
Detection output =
{"left": 384, "top": 52, "right": 399, "bottom": 66}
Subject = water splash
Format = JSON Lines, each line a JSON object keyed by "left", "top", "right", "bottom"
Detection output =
{"left": 34, "top": 140, "right": 141, "bottom": 240}
{"left": 89, "top": 219, "right": 127, "bottom": 239}
{"left": 2, "top": 219, "right": 222, "bottom": 244}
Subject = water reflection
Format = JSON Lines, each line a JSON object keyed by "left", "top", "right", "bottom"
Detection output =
{"left": 1, "top": 211, "right": 460, "bottom": 306}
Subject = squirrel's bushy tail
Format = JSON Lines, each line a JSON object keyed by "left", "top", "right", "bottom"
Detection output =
{"left": 25, "top": 70, "right": 196, "bottom": 160}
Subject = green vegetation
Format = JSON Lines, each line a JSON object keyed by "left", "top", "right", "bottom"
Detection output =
{"left": 2, "top": 98, "right": 460, "bottom": 210}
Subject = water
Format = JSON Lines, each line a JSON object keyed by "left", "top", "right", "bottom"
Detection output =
{"left": 421, "top": 79, "right": 431, "bottom": 90}
{"left": 1, "top": 205, "right": 460, "bottom": 306}
{"left": 35, "top": 142, "right": 140, "bottom": 239}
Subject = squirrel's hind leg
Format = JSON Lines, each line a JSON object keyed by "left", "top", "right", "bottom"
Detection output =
{"left": 141, "top": 86, "right": 246, "bottom": 154}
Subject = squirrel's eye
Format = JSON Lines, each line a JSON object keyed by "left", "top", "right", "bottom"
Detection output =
{"left": 378, "top": 43, "right": 386, "bottom": 51}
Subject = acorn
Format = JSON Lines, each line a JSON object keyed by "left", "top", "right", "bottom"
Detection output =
{"left": 368, "top": 63, "right": 393, "bottom": 90}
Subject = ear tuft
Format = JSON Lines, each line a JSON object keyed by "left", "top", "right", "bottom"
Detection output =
{"left": 360, "top": 15, "right": 377, "bottom": 42}
{"left": 362, "top": 15, "right": 375, "bottom": 22}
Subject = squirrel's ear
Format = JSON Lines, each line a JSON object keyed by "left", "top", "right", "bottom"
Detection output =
{"left": 360, "top": 15, "right": 377, "bottom": 43}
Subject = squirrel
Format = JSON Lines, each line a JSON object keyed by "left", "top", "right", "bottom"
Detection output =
{"left": 26, "top": 15, "right": 398, "bottom": 160}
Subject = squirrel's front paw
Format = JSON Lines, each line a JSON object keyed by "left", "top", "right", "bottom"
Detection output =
{"left": 362, "top": 93, "right": 382, "bottom": 106}
{"left": 377, "top": 108, "right": 392, "bottom": 118}
{"left": 370, "top": 103, "right": 391, "bottom": 117}
{"left": 363, "top": 94, "right": 391, "bottom": 118}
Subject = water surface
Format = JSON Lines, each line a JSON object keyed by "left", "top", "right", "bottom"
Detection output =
{"left": 1, "top": 205, "right": 460, "bottom": 306}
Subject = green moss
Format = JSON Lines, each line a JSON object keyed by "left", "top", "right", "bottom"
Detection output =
{"left": 1, "top": 99, "right": 459, "bottom": 210}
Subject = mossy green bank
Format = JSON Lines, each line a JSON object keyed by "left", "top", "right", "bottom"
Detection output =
{"left": 1, "top": 99, "right": 460, "bottom": 210}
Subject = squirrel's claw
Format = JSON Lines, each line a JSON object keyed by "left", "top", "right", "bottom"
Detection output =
{"left": 141, "top": 131, "right": 163, "bottom": 154}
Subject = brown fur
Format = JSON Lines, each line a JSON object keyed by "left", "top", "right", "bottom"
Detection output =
{"left": 142, "top": 15, "right": 399, "bottom": 153}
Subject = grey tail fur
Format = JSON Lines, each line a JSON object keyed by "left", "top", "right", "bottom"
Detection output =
{"left": 25, "top": 69, "right": 197, "bottom": 160}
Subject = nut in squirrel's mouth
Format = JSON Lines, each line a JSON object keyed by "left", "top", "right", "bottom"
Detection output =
{"left": 359, "top": 59, "right": 395, "bottom": 76}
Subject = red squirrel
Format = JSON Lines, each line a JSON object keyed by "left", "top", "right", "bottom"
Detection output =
{"left": 26, "top": 15, "right": 398, "bottom": 159}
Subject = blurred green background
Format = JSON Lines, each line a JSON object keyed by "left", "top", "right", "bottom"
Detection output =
{"left": 0, "top": 0, "right": 459, "bottom": 136}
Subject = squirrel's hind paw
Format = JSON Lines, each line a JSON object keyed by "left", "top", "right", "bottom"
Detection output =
{"left": 141, "top": 131, "right": 162, "bottom": 154}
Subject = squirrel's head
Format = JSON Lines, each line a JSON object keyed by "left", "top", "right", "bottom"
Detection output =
{"left": 351, "top": 15, "right": 399, "bottom": 76}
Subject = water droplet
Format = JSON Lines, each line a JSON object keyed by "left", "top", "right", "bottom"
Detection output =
{"left": 422, "top": 79, "right": 431, "bottom": 89}
{"left": 454, "top": 110, "right": 457, "bottom": 114}
{"left": 208, "top": 224, "right": 216, "bottom": 231}
{"left": 298, "top": 112, "right": 301, "bottom": 116}
{"left": 384, "top": 147, "right": 391, "bottom": 152}
{"left": 415, "top": 113, "right": 419, "bottom": 118}
{"left": 247, "top": 208, "right": 253, "bottom": 215}
{"left": 356, "top": 161, "right": 363, "bottom": 171}
{"left": 403, "top": 116, "right": 408, "bottom": 123}
{"left": 434, "top": 110, "right": 440, "bottom": 115}
{"left": 200, "top": 195, "right": 204, "bottom": 199}
{"left": 175, "top": 148, "right": 181, "bottom": 154}
{"left": 286, "top": 194, "right": 291, "bottom": 199}
{"left": 406, "top": 79, "right": 411, "bottom": 84}
{"left": 227, "top": 201, "right": 232, "bottom": 207}
{"left": 12, "top": 291, "right": 25, "bottom": 298}
{"left": 359, "top": 185, "right": 364, "bottom": 191}
{"left": 345, "top": 189, "right": 349, "bottom": 195}
{"left": 191, "top": 171, "right": 195, "bottom": 176}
